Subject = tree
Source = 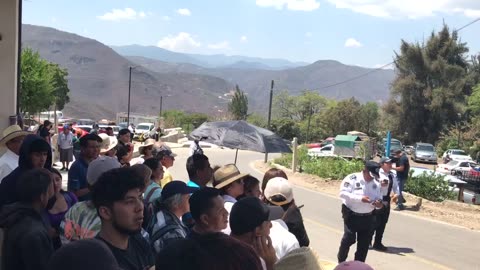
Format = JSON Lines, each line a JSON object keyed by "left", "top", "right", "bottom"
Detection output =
{"left": 247, "top": 113, "right": 267, "bottom": 128}
{"left": 228, "top": 85, "right": 248, "bottom": 120}
{"left": 321, "top": 98, "right": 362, "bottom": 136}
{"left": 358, "top": 102, "right": 379, "bottom": 136}
{"left": 20, "top": 48, "right": 54, "bottom": 114}
{"left": 385, "top": 25, "right": 470, "bottom": 143}
{"left": 19, "top": 48, "right": 70, "bottom": 115}
{"left": 49, "top": 64, "right": 70, "bottom": 111}
{"left": 273, "top": 90, "right": 328, "bottom": 121}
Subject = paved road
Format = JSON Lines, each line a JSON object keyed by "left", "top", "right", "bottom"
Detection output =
{"left": 59, "top": 148, "right": 480, "bottom": 269}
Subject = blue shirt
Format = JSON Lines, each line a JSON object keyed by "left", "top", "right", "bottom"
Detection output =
{"left": 144, "top": 181, "right": 162, "bottom": 203}
{"left": 68, "top": 158, "right": 90, "bottom": 201}
{"left": 186, "top": 180, "right": 200, "bottom": 188}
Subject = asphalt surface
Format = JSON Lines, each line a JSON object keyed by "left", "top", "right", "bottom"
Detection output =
{"left": 59, "top": 147, "right": 480, "bottom": 269}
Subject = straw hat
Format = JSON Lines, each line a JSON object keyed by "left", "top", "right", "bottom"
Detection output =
{"left": 274, "top": 247, "right": 324, "bottom": 270}
{"left": 0, "top": 125, "right": 30, "bottom": 147}
{"left": 139, "top": 139, "right": 156, "bottom": 155}
{"left": 213, "top": 164, "right": 249, "bottom": 189}
{"left": 99, "top": 133, "right": 118, "bottom": 154}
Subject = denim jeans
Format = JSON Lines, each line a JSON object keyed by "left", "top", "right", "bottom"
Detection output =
{"left": 397, "top": 178, "right": 405, "bottom": 206}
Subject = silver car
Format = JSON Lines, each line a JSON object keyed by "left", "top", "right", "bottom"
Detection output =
{"left": 412, "top": 142, "right": 437, "bottom": 164}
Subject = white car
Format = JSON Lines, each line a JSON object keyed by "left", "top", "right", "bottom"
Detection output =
{"left": 135, "top": 123, "right": 155, "bottom": 135}
{"left": 307, "top": 144, "right": 335, "bottom": 157}
{"left": 442, "top": 149, "right": 473, "bottom": 161}
{"left": 437, "top": 160, "right": 477, "bottom": 175}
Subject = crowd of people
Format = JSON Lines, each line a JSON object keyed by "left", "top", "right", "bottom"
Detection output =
{"left": 0, "top": 123, "right": 378, "bottom": 270}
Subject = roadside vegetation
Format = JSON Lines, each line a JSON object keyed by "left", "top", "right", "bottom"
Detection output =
{"left": 274, "top": 146, "right": 364, "bottom": 180}
{"left": 406, "top": 172, "right": 456, "bottom": 202}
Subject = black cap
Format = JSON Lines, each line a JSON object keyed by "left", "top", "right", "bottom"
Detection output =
{"left": 118, "top": 128, "right": 130, "bottom": 136}
{"left": 230, "top": 197, "right": 284, "bottom": 235}
{"left": 161, "top": 181, "right": 198, "bottom": 201}
{"left": 379, "top": 157, "right": 392, "bottom": 164}
{"left": 157, "top": 148, "right": 177, "bottom": 159}
{"left": 365, "top": 160, "right": 381, "bottom": 178}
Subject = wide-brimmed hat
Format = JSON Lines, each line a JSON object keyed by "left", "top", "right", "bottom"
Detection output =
{"left": 213, "top": 164, "right": 249, "bottom": 189}
{"left": 139, "top": 139, "right": 156, "bottom": 155}
{"left": 0, "top": 125, "right": 30, "bottom": 147}
{"left": 98, "top": 133, "right": 118, "bottom": 154}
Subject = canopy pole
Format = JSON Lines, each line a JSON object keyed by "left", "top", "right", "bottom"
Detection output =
{"left": 234, "top": 149, "right": 239, "bottom": 164}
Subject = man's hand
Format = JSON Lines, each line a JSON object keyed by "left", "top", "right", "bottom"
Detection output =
{"left": 254, "top": 235, "right": 277, "bottom": 269}
{"left": 361, "top": 196, "right": 371, "bottom": 203}
{"left": 373, "top": 200, "right": 384, "bottom": 208}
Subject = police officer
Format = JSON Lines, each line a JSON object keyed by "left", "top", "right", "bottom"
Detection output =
{"left": 371, "top": 157, "right": 400, "bottom": 251}
{"left": 337, "top": 161, "right": 387, "bottom": 263}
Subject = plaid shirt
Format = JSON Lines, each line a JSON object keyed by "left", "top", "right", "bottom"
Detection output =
{"left": 151, "top": 209, "right": 189, "bottom": 254}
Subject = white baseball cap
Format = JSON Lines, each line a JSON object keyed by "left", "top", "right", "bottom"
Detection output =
{"left": 87, "top": 156, "right": 121, "bottom": 185}
{"left": 264, "top": 177, "right": 293, "bottom": 206}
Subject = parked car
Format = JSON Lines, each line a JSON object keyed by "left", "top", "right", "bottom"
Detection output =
{"left": 412, "top": 142, "right": 437, "bottom": 164}
{"left": 377, "top": 138, "right": 403, "bottom": 157}
{"left": 307, "top": 144, "right": 335, "bottom": 157}
{"left": 437, "top": 160, "right": 477, "bottom": 175}
{"left": 442, "top": 149, "right": 473, "bottom": 162}
{"left": 118, "top": 122, "right": 128, "bottom": 130}
{"left": 404, "top": 145, "right": 414, "bottom": 155}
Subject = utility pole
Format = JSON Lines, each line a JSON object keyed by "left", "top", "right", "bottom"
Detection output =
{"left": 264, "top": 80, "right": 274, "bottom": 163}
{"left": 305, "top": 106, "right": 313, "bottom": 143}
{"left": 127, "top": 66, "right": 133, "bottom": 127}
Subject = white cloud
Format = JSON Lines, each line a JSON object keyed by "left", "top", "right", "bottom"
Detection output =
{"left": 327, "top": 0, "right": 480, "bottom": 19}
{"left": 177, "top": 8, "right": 192, "bottom": 16}
{"left": 256, "top": 0, "right": 320, "bottom": 11}
{"left": 97, "top": 8, "right": 148, "bottom": 21}
{"left": 208, "top": 41, "right": 231, "bottom": 50}
{"left": 240, "top": 36, "right": 248, "bottom": 42}
{"left": 305, "top": 32, "right": 313, "bottom": 38}
{"left": 157, "top": 32, "right": 201, "bottom": 52}
{"left": 162, "top": 16, "right": 171, "bottom": 21}
{"left": 344, "top": 38, "right": 362, "bottom": 48}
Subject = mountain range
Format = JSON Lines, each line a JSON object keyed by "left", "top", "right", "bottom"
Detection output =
{"left": 22, "top": 24, "right": 395, "bottom": 120}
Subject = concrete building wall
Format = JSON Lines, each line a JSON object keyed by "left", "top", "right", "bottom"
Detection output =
{"left": 0, "top": 0, "right": 19, "bottom": 131}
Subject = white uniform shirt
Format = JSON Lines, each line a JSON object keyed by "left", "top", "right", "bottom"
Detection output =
{"left": 379, "top": 168, "right": 400, "bottom": 197}
{"left": 222, "top": 195, "right": 237, "bottom": 235}
{"left": 270, "top": 219, "right": 300, "bottom": 259}
{"left": 0, "top": 149, "right": 19, "bottom": 183}
{"left": 339, "top": 172, "right": 385, "bottom": 214}
{"left": 58, "top": 132, "right": 73, "bottom": 149}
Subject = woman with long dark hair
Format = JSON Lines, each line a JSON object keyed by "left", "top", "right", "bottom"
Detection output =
{"left": 47, "top": 168, "right": 78, "bottom": 249}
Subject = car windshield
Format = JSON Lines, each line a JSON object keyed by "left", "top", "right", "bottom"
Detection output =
{"left": 137, "top": 125, "right": 151, "bottom": 130}
{"left": 446, "top": 160, "right": 459, "bottom": 166}
{"left": 417, "top": 145, "right": 434, "bottom": 152}
{"left": 451, "top": 150, "right": 467, "bottom": 155}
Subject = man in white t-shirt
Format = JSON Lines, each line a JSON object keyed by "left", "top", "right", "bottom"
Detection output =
{"left": 0, "top": 125, "right": 29, "bottom": 183}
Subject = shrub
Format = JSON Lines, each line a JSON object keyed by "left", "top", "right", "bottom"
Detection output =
{"left": 405, "top": 171, "right": 455, "bottom": 202}
{"left": 274, "top": 146, "right": 364, "bottom": 180}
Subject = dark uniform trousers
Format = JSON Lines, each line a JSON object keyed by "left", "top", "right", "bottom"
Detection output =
{"left": 372, "top": 173, "right": 394, "bottom": 245}
{"left": 337, "top": 204, "right": 375, "bottom": 263}
{"left": 373, "top": 204, "right": 390, "bottom": 245}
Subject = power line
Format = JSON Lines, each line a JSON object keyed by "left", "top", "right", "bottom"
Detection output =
{"left": 305, "top": 17, "right": 480, "bottom": 92}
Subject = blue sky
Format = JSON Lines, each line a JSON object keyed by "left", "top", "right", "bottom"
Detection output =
{"left": 23, "top": 0, "right": 480, "bottom": 68}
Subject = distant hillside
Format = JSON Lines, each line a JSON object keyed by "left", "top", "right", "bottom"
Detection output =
{"left": 22, "top": 25, "right": 233, "bottom": 119}
{"left": 112, "top": 44, "right": 309, "bottom": 69}
{"left": 126, "top": 56, "right": 396, "bottom": 111}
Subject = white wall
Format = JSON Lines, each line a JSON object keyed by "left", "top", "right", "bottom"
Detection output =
{"left": 0, "top": 0, "right": 19, "bottom": 131}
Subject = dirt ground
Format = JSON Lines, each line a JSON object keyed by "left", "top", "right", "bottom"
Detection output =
{"left": 254, "top": 161, "right": 480, "bottom": 232}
